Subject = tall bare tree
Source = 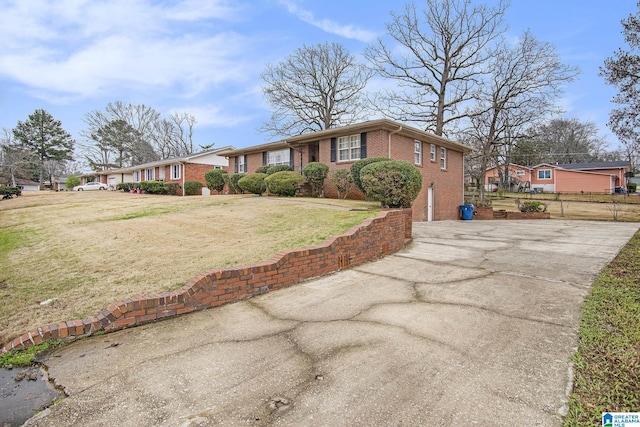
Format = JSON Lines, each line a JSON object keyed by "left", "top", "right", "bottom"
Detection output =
{"left": 365, "top": 0, "right": 507, "bottom": 136}
{"left": 260, "top": 42, "right": 373, "bottom": 137}
{"left": 462, "top": 30, "right": 579, "bottom": 201}
{"left": 601, "top": 4, "right": 640, "bottom": 172}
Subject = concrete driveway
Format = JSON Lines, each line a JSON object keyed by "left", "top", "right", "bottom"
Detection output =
{"left": 27, "top": 220, "right": 638, "bottom": 426}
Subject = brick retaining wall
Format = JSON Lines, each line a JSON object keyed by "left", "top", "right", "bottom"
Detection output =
{"left": 2, "top": 209, "right": 412, "bottom": 353}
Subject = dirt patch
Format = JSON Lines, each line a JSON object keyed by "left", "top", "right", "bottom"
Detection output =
{"left": 0, "top": 191, "right": 378, "bottom": 344}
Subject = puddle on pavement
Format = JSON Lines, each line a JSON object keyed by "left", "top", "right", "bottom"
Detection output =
{"left": 0, "top": 366, "right": 63, "bottom": 426}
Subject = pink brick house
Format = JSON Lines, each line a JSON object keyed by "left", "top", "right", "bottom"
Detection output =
{"left": 485, "top": 161, "right": 630, "bottom": 194}
{"left": 220, "top": 119, "right": 472, "bottom": 221}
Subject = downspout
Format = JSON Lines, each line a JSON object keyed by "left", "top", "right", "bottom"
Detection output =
{"left": 388, "top": 126, "right": 402, "bottom": 158}
{"left": 181, "top": 161, "right": 185, "bottom": 196}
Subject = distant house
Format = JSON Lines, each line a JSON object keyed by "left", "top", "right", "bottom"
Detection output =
{"left": 219, "top": 119, "right": 472, "bottom": 221}
{"left": 486, "top": 161, "right": 630, "bottom": 194}
{"left": 15, "top": 179, "right": 41, "bottom": 192}
{"left": 84, "top": 147, "right": 233, "bottom": 195}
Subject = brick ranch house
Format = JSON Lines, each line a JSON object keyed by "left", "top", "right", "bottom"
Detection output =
{"left": 485, "top": 161, "right": 630, "bottom": 194}
{"left": 84, "top": 147, "right": 232, "bottom": 195}
{"left": 220, "top": 119, "right": 472, "bottom": 221}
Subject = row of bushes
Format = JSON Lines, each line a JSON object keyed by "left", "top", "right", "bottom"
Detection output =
{"left": 213, "top": 158, "right": 422, "bottom": 208}
{"left": 116, "top": 180, "right": 202, "bottom": 195}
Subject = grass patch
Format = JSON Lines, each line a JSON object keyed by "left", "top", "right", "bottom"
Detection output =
{"left": 563, "top": 230, "right": 640, "bottom": 426}
{"left": 0, "top": 228, "right": 38, "bottom": 257}
{"left": 0, "top": 339, "right": 66, "bottom": 367}
{"left": 105, "top": 206, "right": 183, "bottom": 221}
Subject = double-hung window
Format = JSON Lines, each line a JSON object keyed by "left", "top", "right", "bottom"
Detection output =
{"left": 267, "top": 149, "right": 290, "bottom": 166}
{"left": 170, "top": 164, "right": 181, "bottom": 180}
{"left": 414, "top": 141, "right": 422, "bottom": 165}
{"left": 538, "top": 169, "right": 552, "bottom": 180}
{"left": 440, "top": 147, "right": 447, "bottom": 169}
{"left": 134, "top": 170, "right": 141, "bottom": 182}
{"left": 238, "top": 155, "right": 247, "bottom": 173}
{"left": 338, "top": 134, "right": 361, "bottom": 162}
{"left": 430, "top": 144, "right": 437, "bottom": 162}
{"left": 145, "top": 168, "right": 154, "bottom": 181}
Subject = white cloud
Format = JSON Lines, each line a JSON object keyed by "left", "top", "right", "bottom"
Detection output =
{"left": 278, "top": 0, "right": 377, "bottom": 43}
{"left": 0, "top": 0, "right": 249, "bottom": 101}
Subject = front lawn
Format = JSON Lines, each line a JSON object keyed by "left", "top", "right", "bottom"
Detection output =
{"left": 0, "top": 192, "right": 379, "bottom": 344}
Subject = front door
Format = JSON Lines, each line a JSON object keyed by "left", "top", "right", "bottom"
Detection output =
{"left": 427, "top": 187, "right": 433, "bottom": 221}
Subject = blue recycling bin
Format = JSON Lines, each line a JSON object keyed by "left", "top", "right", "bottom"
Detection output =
{"left": 460, "top": 204, "right": 474, "bottom": 221}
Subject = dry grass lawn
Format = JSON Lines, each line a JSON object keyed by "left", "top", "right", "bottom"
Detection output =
{"left": 0, "top": 191, "right": 379, "bottom": 344}
{"left": 489, "top": 195, "right": 640, "bottom": 222}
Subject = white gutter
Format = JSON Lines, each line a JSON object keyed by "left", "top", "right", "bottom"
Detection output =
{"left": 388, "top": 126, "right": 403, "bottom": 158}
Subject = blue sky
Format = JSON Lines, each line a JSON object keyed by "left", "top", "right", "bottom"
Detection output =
{"left": 0, "top": 0, "right": 636, "bottom": 158}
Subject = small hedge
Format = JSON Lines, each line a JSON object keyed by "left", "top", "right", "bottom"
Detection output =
{"left": 628, "top": 182, "right": 637, "bottom": 193}
{"left": 255, "top": 166, "right": 270, "bottom": 174}
{"left": 238, "top": 173, "right": 267, "bottom": 195}
{"left": 329, "top": 169, "right": 354, "bottom": 199}
{"left": 519, "top": 200, "right": 547, "bottom": 213}
{"left": 266, "top": 165, "right": 293, "bottom": 175}
{"left": 205, "top": 169, "right": 227, "bottom": 192}
{"left": 225, "top": 173, "right": 245, "bottom": 194}
{"left": 360, "top": 160, "right": 422, "bottom": 208}
{"left": 117, "top": 182, "right": 137, "bottom": 191}
{"left": 302, "top": 162, "right": 329, "bottom": 197}
{"left": 265, "top": 171, "right": 304, "bottom": 197}
{"left": 184, "top": 180, "right": 203, "bottom": 196}
{"left": 350, "top": 157, "right": 390, "bottom": 193}
{"left": 140, "top": 181, "right": 170, "bottom": 195}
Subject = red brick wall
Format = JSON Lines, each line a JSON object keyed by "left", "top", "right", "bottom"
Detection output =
{"left": 2, "top": 209, "right": 412, "bottom": 353}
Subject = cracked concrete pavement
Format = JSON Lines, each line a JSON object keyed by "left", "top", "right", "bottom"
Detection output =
{"left": 26, "top": 220, "right": 638, "bottom": 426}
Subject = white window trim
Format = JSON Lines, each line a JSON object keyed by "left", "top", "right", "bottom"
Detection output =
{"left": 414, "top": 141, "right": 422, "bottom": 165}
{"left": 145, "top": 168, "right": 154, "bottom": 181}
{"left": 537, "top": 169, "right": 552, "bottom": 180}
{"left": 440, "top": 147, "right": 447, "bottom": 169}
{"left": 170, "top": 164, "right": 181, "bottom": 180}
{"left": 134, "top": 170, "right": 141, "bottom": 182}
{"left": 238, "top": 156, "right": 247, "bottom": 173}
{"left": 338, "top": 134, "right": 361, "bottom": 162}
{"left": 430, "top": 144, "right": 436, "bottom": 162}
{"left": 267, "top": 149, "right": 291, "bottom": 166}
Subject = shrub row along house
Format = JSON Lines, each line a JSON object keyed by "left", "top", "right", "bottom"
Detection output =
{"left": 218, "top": 119, "right": 472, "bottom": 221}
{"left": 82, "top": 147, "right": 232, "bottom": 196}
{"left": 485, "top": 161, "right": 630, "bottom": 194}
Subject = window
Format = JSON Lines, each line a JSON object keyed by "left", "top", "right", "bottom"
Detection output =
{"left": 170, "top": 164, "right": 181, "bottom": 180}
{"left": 538, "top": 169, "right": 552, "bottom": 180}
{"left": 133, "top": 170, "right": 141, "bottom": 182}
{"left": 414, "top": 141, "right": 422, "bottom": 165}
{"left": 338, "top": 134, "right": 361, "bottom": 162}
{"left": 430, "top": 144, "right": 436, "bottom": 162}
{"left": 267, "top": 149, "right": 290, "bottom": 166}
{"left": 238, "top": 155, "right": 247, "bottom": 173}
{"left": 440, "top": 147, "right": 447, "bottom": 169}
{"left": 145, "top": 168, "right": 154, "bottom": 181}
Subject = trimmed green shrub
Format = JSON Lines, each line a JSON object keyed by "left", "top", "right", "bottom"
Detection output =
{"left": 139, "top": 181, "right": 174, "bottom": 195}
{"left": 204, "top": 169, "right": 227, "bottom": 192}
{"left": 255, "top": 165, "right": 270, "bottom": 174}
{"left": 519, "top": 200, "right": 546, "bottom": 212}
{"left": 164, "top": 182, "right": 180, "bottom": 195}
{"left": 266, "top": 165, "right": 293, "bottom": 175}
{"left": 329, "top": 169, "right": 354, "bottom": 199}
{"left": 116, "top": 182, "right": 137, "bottom": 191}
{"left": 350, "top": 157, "right": 390, "bottom": 193}
{"left": 184, "top": 180, "right": 203, "bottom": 196}
{"left": 225, "top": 173, "right": 246, "bottom": 194}
{"left": 627, "top": 182, "right": 637, "bottom": 193}
{"left": 265, "top": 171, "right": 305, "bottom": 197}
{"left": 360, "top": 160, "right": 423, "bottom": 208}
{"left": 302, "top": 162, "right": 329, "bottom": 197}
{"left": 65, "top": 175, "right": 81, "bottom": 190}
{"left": 238, "top": 173, "right": 267, "bottom": 195}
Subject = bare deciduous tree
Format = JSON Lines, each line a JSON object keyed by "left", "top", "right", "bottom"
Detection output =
{"left": 260, "top": 42, "right": 373, "bottom": 137}
{"left": 365, "top": 0, "right": 507, "bottom": 136}
{"left": 462, "top": 30, "right": 579, "bottom": 202}
{"left": 601, "top": 4, "right": 640, "bottom": 172}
